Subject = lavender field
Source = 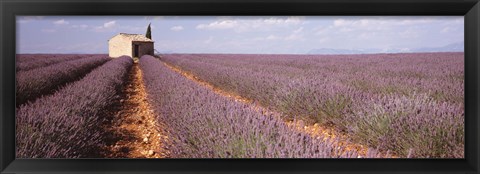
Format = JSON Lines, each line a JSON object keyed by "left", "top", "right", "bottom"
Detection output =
{"left": 15, "top": 52, "right": 464, "bottom": 158}
{"left": 140, "top": 55, "right": 390, "bottom": 158}
{"left": 161, "top": 53, "right": 464, "bottom": 158}
{"left": 16, "top": 55, "right": 132, "bottom": 158}
{"left": 16, "top": 54, "right": 110, "bottom": 106}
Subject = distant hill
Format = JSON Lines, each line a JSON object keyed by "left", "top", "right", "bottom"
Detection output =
{"left": 411, "top": 42, "right": 464, "bottom": 53}
{"left": 307, "top": 42, "right": 464, "bottom": 55}
{"left": 307, "top": 48, "right": 365, "bottom": 55}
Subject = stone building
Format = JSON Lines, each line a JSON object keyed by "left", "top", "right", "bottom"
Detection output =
{"left": 108, "top": 33, "right": 154, "bottom": 58}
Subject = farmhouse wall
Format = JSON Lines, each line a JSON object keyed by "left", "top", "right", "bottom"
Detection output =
{"left": 109, "top": 33, "right": 155, "bottom": 58}
{"left": 109, "top": 36, "right": 132, "bottom": 58}
{"left": 132, "top": 41, "right": 154, "bottom": 58}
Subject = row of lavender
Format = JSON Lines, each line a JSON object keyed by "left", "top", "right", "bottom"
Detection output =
{"left": 161, "top": 53, "right": 464, "bottom": 158}
{"left": 16, "top": 56, "right": 133, "bottom": 158}
{"left": 140, "top": 55, "right": 386, "bottom": 158}
{"left": 16, "top": 55, "right": 110, "bottom": 106}
{"left": 16, "top": 54, "right": 107, "bottom": 72}
{"left": 17, "top": 54, "right": 74, "bottom": 63}
{"left": 164, "top": 53, "right": 463, "bottom": 105}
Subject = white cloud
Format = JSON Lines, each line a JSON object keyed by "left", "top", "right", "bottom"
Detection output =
{"left": 17, "top": 16, "right": 463, "bottom": 54}
{"left": 266, "top": 35, "right": 280, "bottom": 40}
{"left": 53, "top": 19, "right": 69, "bottom": 25}
{"left": 41, "top": 29, "right": 56, "bottom": 33}
{"left": 320, "top": 18, "right": 436, "bottom": 35}
{"left": 103, "top": 21, "right": 116, "bottom": 28}
{"left": 144, "top": 16, "right": 165, "bottom": 21}
{"left": 331, "top": 17, "right": 438, "bottom": 32}
{"left": 285, "top": 33, "right": 303, "bottom": 41}
{"left": 333, "top": 18, "right": 388, "bottom": 31}
{"left": 314, "top": 26, "right": 334, "bottom": 36}
{"left": 196, "top": 20, "right": 238, "bottom": 30}
{"left": 399, "top": 28, "right": 421, "bottom": 38}
{"left": 196, "top": 17, "right": 305, "bottom": 32}
{"left": 93, "top": 21, "right": 117, "bottom": 32}
{"left": 263, "top": 17, "right": 303, "bottom": 25}
{"left": 293, "top": 27, "right": 303, "bottom": 34}
{"left": 257, "top": 29, "right": 304, "bottom": 41}
{"left": 170, "top": 26, "right": 184, "bottom": 31}
{"left": 71, "top": 24, "right": 89, "bottom": 30}
{"left": 310, "top": 16, "right": 462, "bottom": 50}
{"left": 17, "top": 16, "right": 45, "bottom": 23}
{"left": 333, "top": 19, "right": 349, "bottom": 27}
{"left": 441, "top": 26, "right": 456, "bottom": 33}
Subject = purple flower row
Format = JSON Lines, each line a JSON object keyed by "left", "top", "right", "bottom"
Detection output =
{"left": 16, "top": 54, "right": 73, "bottom": 63}
{"left": 16, "top": 54, "right": 106, "bottom": 72}
{"left": 16, "top": 55, "right": 111, "bottom": 106}
{"left": 140, "top": 55, "right": 384, "bottom": 158}
{"left": 16, "top": 56, "right": 133, "bottom": 158}
{"left": 160, "top": 53, "right": 464, "bottom": 158}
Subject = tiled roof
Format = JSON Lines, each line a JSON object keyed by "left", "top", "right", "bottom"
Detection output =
{"left": 114, "top": 33, "right": 154, "bottom": 42}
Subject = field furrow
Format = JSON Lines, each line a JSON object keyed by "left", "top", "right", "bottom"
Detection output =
{"left": 101, "top": 61, "right": 170, "bottom": 158}
{"left": 14, "top": 53, "right": 464, "bottom": 158}
{"left": 16, "top": 56, "right": 133, "bottom": 158}
{"left": 161, "top": 53, "right": 464, "bottom": 158}
{"left": 162, "top": 61, "right": 379, "bottom": 158}
{"left": 16, "top": 55, "right": 110, "bottom": 106}
{"left": 140, "top": 55, "right": 387, "bottom": 158}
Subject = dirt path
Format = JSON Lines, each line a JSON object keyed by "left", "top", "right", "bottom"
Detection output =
{"left": 162, "top": 61, "right": 395, "bottom": 158}
{"left": 101, "top": 61, "right": 170, "bottom": 158}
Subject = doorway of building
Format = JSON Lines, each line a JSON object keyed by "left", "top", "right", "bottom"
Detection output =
{"left": 134, "top": 44, "right": 139, "bottom": 58}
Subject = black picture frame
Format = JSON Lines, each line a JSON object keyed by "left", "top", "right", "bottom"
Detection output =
{"left": 1, "top": 0, "right": 479, "bottom": 173}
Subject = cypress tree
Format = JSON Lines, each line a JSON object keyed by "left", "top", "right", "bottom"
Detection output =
{"left": 146, "top": 23, "right": 152, "bottom": 39}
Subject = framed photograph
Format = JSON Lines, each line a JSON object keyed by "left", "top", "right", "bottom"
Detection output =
{"left": 1, "top": 0, "right": 479, "bottom": 173}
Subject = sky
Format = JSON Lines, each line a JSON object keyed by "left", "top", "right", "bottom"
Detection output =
{"left": 16, "top": 16, "right": 464, "bottom": 54}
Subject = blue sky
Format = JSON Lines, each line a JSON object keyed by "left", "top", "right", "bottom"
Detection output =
{"left": 16, "top": 16, "right": 464, "bottom": 54}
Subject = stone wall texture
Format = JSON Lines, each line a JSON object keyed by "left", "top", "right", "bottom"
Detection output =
{"left": 109, "top": 35, "right": 154, "bottom": 58}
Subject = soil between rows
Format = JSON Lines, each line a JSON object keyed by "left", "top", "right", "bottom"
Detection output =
{"left": 98, "top": 58, "right": 393, "bottom": 158}
{"left": 161, "top": 61, "right": 396, "bottom": 158}
{"left": 100, "top": 61, "right": 170, "bottom": 158}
